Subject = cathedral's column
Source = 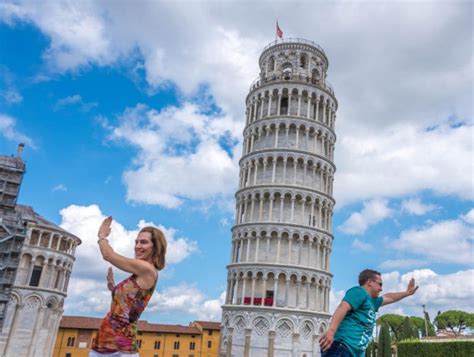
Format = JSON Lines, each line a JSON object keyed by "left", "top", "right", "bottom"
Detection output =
{"left": 2, "top": 301, "right": 23, "bottom": 357}
{"left": 27, "top": 304, "right": 47, "bottom": 357}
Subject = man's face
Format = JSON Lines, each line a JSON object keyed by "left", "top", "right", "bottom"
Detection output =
{"left": 368, "top": 275, "right": 383, "bottom": 298}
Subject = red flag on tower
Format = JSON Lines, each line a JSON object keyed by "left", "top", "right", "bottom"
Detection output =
{"left": 276, "top": 21, "right": 283, "bottom": 39}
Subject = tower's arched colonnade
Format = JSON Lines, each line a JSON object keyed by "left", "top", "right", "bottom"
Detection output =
{"left": 221, "top": 38, "right": 338, "bottom": 357}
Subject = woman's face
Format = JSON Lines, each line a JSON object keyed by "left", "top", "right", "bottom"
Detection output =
{"left": 134, "top": 232, "right": 154, "bottom": 261}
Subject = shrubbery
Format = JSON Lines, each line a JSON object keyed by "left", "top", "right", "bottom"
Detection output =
{"left": 398, "top": 340, "right": 474, "bottom": 357}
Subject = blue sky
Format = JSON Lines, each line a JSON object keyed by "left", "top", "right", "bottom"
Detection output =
{"left": 0, "top": 1, "right": 472, "bottom": 324}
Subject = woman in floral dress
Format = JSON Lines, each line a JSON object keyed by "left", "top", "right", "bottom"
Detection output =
{"left": 89, "top": 217, "right": 167, "bottom": 357}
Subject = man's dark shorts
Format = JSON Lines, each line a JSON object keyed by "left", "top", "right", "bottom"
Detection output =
{"left": 321, "top": 341, "right": 352, "bottom": 357}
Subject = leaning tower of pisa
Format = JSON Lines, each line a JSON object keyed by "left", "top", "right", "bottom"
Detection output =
{"left": 220, "top": 38, "right": 337, "bottom": 357}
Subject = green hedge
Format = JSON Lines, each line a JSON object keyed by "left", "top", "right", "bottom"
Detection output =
{"left": 398, "top": 340, "right": 474, "bottom": 357}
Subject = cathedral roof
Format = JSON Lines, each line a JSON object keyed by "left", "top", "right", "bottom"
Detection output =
{"left": 15, "top": 204, "right": 81, "bottom": 244}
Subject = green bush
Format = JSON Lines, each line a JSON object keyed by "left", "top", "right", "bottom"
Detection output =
{"left": 398, "top": 340, "right": 474, "bottom": 357}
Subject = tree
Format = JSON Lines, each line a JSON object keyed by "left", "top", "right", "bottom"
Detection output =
{"left": 435, "top": 310, "right": 474, "bottom": 336}
{"left": 410, "top": 316, "right": 435, "bottom": 337}
{"left": 365, "top": 341, "right": 376, "bottom": 357}
{"left": 401, "top": 316, "right": 418, "bottom": 340}
{"left": 377, "top": 323, "right": 392, "bottom": 357}
{"left": 377, "top": 314, "right": 404, "bottom": 341}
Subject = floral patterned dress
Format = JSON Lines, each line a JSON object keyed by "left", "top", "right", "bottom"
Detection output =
{"left": 92, "top": 274, "right": 156, "bottom": 354}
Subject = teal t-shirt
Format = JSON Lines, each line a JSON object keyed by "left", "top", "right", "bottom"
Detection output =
{"left": 334, "top": 286, "right": 383, "bottom": 357}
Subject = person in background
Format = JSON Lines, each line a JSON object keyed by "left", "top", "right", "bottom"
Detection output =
{"left": 319, "top": 269, "right": 418, "bottom": 357}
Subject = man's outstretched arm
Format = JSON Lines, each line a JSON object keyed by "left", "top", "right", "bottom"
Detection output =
{"left": 319, "top": 301, "right": 352, "bottom": 351}
{"left": 382, "top": 277, "right": 418, "bottom": 306}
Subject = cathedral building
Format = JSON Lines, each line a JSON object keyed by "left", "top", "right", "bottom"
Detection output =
{"left": 0, "top": 145, "right": 81, "bottom": 357}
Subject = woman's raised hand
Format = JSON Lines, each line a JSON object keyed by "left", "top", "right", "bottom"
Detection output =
{"left": 107, "top": 267, "right": 115, "bottom": 291}
{"left": 98, "top": 216, "right": 113, "bottom": 239}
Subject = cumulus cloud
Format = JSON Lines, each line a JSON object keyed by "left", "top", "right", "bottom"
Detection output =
{"left": 148, "top": 285, "right": 225, "bottom": 321}
{"left": 401, "top": 198, "right": 438, "bottom": 216}
{"left": 64, "top": 277, "right": 225, "bottom": 321}
{"left": 340, "top": 198, "right": 393, "bottom": 235}
{"left": 1, "top": 89, "right": 22, "bottom": 104}
{"left": 0, "top": 1, "right": 471, "bottom": 207}
{"left": 331, "top": 269, "right": 474, "bottom": 317}
{"left": 390, "top": 210, "right": 474, "bottom": 265}
{"left": 59, "top": 204, "right": 198, "bottom": 279}
{"left": 54, "top": 94, "right": 98, "bottom": 112}
{"left": 461, "top": 208, "right": 474, "bottom": 224}
{"left": 335, "top": 121, "right": 473, "bottom": 206}
{"left": 379, "top": 259, "right": 427, "bottom": 270}
{"left": 0, "top": 113, "right": 36, "bottom": 148}
{"left": 106, "top": 103, "right": 241, "bottom": 208}
{"left": 380, "top": 269, "right": 474, "bottom": 316}
{"left": 351, "top": 238, "right": 374, "bottom": 252}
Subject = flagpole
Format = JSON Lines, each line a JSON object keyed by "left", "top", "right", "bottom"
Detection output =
{"left": 275, "top": 20, "right": 277, "bottom": 42}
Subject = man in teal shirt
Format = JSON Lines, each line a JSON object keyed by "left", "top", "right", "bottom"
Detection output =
{"left": 319, "top": 269, "right": 418, "bottom": 357}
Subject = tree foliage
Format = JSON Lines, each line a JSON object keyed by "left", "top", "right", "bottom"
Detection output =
{"left": 377, "top": 313, "right": 435, "bottom": 340}
{"left": 377, "top": 323, "right": 392, "bottom": 357}
{"left": 401, "top": 316, "right": 418, "bottom": 340}
{"left": 434, "top": 310, "right": 474, "bottom": 336}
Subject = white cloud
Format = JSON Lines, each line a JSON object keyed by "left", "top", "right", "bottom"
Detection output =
{"left": 352, "top": 238, "right": 374, "bottom": 252}
{"left": 379, "top": 259, "right": 427, "bottom": 270}
{"left": 54, "top": 94, "right": 98, "bottom": 112}
{"left": 335, "top": 121, "right": 473, "bottom": 207}
{"left": 329, "top": 289, "right": 346, "bottom": 314}
{"left": 0, "top": 1, "right": 471, "bottom": 207}
{"left": 340, "top": 198, "right": 393, "bottom": 235}
{"left": 52, "top": 183, "right": 67, "bottom": 192}
{"left": 401, "top": 198, "right": 438, "bottom": 216}
{"left": 331, "top": 269, "right": 474, "bottom": 317}
{"left": 64, "top": 277, "right": 225, "bottom": 321}
{"left": 1, "top": 89, "right": 22, "bottom": 104}
{"left": 59, "top": 204, "right": 198, "bottom": 279}
{"left": 148, "top": 285, "right": 225, "bottom": 321}
{"left": 107, "top": 103, "right": 241, "bottom": 208}
{"left": 0, "top": 113, "right": 36, "bottom": 149}
{"left": 380, "top": 269, "right": 474, "bottom": 316}
{"left": 461, "top": 208, "right": 474, "bottom": 224}
{"left": 390, "top": 210, "right": 474, "bottom": 265}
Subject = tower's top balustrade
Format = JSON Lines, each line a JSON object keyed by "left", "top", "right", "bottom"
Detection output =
{"left": 259, "top": 38, "right": 328, "bottom": 68}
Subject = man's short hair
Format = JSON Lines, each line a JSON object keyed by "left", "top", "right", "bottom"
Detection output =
{"left": 359, "top": 269, "right": 381, "bottom": 286}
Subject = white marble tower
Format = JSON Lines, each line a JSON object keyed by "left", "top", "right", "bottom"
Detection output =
{"left": 220, "top": 38, "right": 337, "bottom": 357}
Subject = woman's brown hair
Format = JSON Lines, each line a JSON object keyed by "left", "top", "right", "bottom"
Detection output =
{"left": 139, "top": 226, "right": 167, "bottom": 270}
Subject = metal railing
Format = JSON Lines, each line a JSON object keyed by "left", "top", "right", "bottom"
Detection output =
{"left": 249, "top": 73, "right": 335, "bottom": 96}
{"left": 261, "top": 38, "right": 326, "bottom": 56}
